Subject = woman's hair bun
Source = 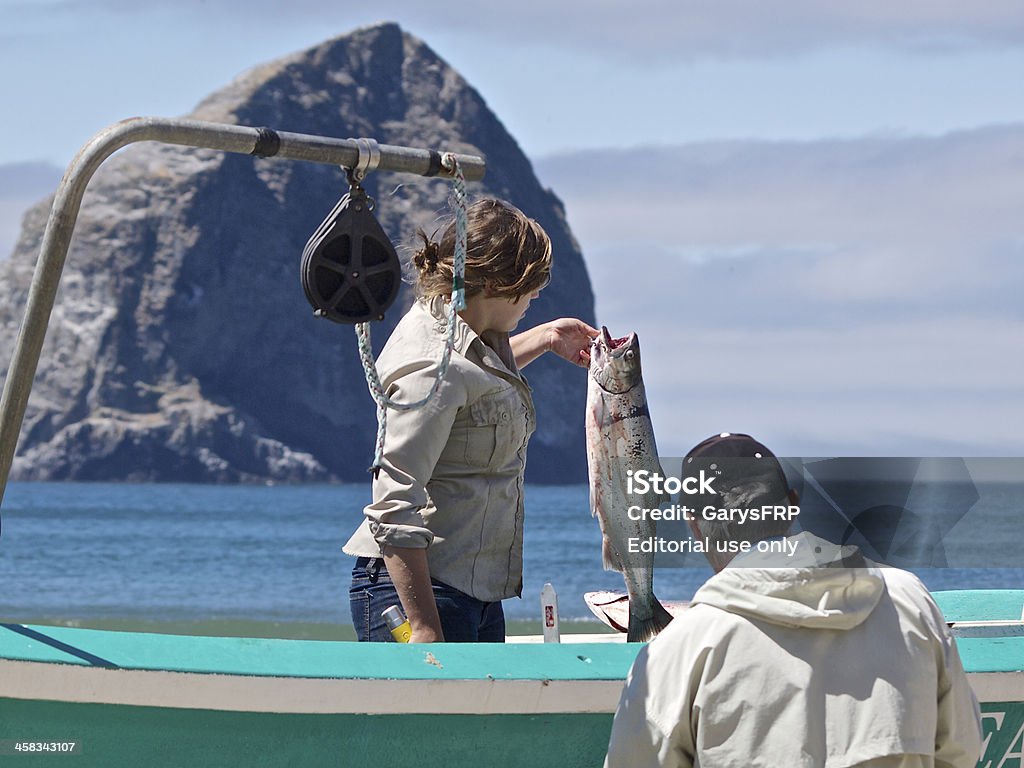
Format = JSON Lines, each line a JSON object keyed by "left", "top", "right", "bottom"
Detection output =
{"left": 413, "top": 231, "right": 441, "bottom": 274}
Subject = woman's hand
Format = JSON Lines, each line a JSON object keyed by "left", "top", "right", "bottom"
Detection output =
{"left": 512, "top": 318, "right": 599, "bottom": 369}
{"left": 546, "top": 318, "right": 600, "bottom": 368}
{"left": 409, "top": 624, "right": 445, "bottom": 643}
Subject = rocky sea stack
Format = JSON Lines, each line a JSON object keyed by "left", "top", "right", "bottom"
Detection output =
{"left": 0, "top": 22, "right": 595, "bottom": 483}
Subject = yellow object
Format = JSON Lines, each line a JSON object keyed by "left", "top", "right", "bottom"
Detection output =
{"left": 389, "top": 620, "right": 412, "bottom": 643}
{"left": 382, "top": 605, "right": 412, "bottom": 643}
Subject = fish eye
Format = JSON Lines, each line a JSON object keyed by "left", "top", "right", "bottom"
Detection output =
{"left": 625, "top": 350, "right": 635, "bottom": 359}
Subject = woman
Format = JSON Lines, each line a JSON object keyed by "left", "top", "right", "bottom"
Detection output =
{"left": 344, "top": 198, "right": 597, "bottom": 642}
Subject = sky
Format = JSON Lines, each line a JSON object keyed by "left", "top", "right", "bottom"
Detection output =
{"left": 1, "top": 1, "right": 1023, "bottom": 458}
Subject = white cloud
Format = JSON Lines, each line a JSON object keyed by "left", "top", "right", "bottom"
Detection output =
{"left": 4, "top": 3, "right": 1024, "bottom": 165}
{"left": 538, "top": 126, "right": 1024, "bottom": 455}
{"left": 639, "top": 315, "right": 1024, "bottom": 457}
{"left": 23, "top": 1, "right": 1024, "bottom": 59}
{"left": 539, "top": 126, "right": 1024, "bottom": 319}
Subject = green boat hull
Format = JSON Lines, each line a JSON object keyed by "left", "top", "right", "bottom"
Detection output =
{"left": 1, "top": 590, "right": 1021, "bottom": 767}
{"left": 1, "top": 703, "right": 613, "bottom": 767}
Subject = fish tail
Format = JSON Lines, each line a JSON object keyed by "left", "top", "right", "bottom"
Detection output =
{"left": 626, "top": 597, "right": 674, "bottom": 643}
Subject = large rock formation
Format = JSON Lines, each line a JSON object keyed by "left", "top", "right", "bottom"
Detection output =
{"left": 0, "top": 23, "right": 595, "bottom": 483}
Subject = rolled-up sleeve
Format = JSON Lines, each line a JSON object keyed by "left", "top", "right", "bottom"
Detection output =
{"left": 364, "top": 358, "right": 466, "bottom": 550}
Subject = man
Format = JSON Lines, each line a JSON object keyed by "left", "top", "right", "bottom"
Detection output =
{"left": 604, "top": 433, "right": 982, "bottom": 768}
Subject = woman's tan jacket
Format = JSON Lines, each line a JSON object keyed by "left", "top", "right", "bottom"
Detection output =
{"left": 343, "top": 298, "right": 536, "bottom": 602}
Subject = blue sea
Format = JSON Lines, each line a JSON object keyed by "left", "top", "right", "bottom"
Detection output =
{"left": 0, "top": 483, "right": 1020, "bottom": 628}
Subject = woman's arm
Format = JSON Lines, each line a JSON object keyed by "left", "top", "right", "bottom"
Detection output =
{"left": 365, "top": 358, "right": 465, "bottom": 642}
{"left": 512, "top": 318, "right": 599, "bottom": 369}
{"left": 382, "top": 545, "right": 445, "bottom": 642}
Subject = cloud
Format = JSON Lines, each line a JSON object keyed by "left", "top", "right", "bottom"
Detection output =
{"left": 29, "top": 1, "right": 1024, "bottom": 60}
{"left": 537, "top": 125, "right": 1024, "bottom": 455}
{"left": 538, "top": 125, "right": 1024, "bottom": 323}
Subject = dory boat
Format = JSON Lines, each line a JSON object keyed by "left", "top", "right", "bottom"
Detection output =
{"left": 0, "top": 589, "right": 1021, "bottom": 767}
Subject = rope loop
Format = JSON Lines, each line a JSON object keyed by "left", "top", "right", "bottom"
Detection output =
{"left": 356, "top": 154, "right": 469, "bottom": 474}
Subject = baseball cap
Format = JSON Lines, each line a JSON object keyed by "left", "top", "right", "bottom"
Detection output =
{"left": 683, "top": 432, "right": 791, "bottom": 507}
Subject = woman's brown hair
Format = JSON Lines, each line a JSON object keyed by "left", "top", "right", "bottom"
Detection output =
{"left": 413, "top": 198, "right": 552, "bottom": 301}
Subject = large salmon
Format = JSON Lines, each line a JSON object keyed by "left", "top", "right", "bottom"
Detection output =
{"left": 586, "top": 327, "right": 674, "bottom": 642}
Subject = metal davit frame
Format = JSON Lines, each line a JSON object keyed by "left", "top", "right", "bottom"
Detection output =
{"left": 0, "top": 117, "right": 486, "bottom": 511}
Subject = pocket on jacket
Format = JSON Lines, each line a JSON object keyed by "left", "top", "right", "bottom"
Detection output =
{"left": 463, "top": 392, "right": 515, "bottom": 467}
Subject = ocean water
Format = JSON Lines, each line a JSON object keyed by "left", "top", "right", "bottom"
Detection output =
{"left": 0, "top": 482, "right": 1020, "bottom": 628}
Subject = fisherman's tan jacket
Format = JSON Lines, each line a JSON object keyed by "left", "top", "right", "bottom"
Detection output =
{"left": 604, "top": 533, "right": 982, "bottom": 768}
{"left": 343, "top": 298, "right": 536, "bottom": 602}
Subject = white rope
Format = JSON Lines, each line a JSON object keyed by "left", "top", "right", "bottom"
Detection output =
{"left": 356, "top": 153, "right": 468, "bottom": 473}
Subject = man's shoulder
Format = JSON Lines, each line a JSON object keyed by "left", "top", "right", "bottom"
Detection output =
{"left": 877, "top": 566, "right": 931, "bottom": 601}
{"left": 875, "top": 566, "right": 950, "bottom": 628}
{"left": 654, "top": 602, "right": 754, "bottom": 646}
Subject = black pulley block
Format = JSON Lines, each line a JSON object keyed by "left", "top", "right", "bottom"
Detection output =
{"left": 301, "top": 184, "right": 401, "bottom": 324}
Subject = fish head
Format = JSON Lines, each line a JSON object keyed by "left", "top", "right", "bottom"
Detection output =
{"left": 589, "top": 326, "right": 642, "bottom": 393}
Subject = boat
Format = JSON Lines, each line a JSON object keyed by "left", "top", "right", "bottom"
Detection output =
{"left": 0, "top": 589, "right": 1021, "bottom": 767}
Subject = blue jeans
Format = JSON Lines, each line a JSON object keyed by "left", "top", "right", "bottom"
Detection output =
{"left": 349, "top": 557, "right": 506, "bottom": 642}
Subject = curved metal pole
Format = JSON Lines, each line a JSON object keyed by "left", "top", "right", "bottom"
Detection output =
{"left": 0, "top": 117, "right": 486, "bottom": 511}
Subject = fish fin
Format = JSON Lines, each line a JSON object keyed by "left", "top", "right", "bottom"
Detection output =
{"left": 626, "top": 597, "right": 674, "bottom": 643}
{"left": 601, "top": 534, "right": 622, "bottom": 572}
